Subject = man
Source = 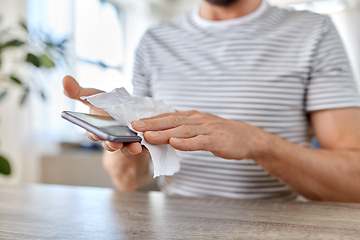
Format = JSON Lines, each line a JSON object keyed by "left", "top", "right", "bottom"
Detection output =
{"left": 63, "top": 0, "right": 360, "bottom": 202}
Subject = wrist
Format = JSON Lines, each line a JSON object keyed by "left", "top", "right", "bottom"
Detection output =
{"left": 247, "top": 126, "right": 276, "bottom": 160}
{"left": 103, "top": 150, "right": 150, "bottom": 191}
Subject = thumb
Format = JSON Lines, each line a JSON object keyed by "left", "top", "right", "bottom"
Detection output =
{"left": 63, "top": 75, "right": 104, "bottom": 106}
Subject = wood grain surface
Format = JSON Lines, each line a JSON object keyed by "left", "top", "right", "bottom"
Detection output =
{"left": 0, "top": 184, "right": 359, "bottom": 240}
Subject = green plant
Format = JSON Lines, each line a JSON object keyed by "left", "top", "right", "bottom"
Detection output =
{"left": 0, "top": 154, "right": 11, "bottom": 175}
{"left": 0, "top": 18, "right": 67, "bottom": 176}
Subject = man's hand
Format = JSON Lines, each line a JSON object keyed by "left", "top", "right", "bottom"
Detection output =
{"left": 132, "top": 108, "right": 360, "bottom": 202}
{"left": 62, "top": 75, "right": 143, "bottom": 155}
{"left": 131, "top": 110, "right": 267, "bottom": 160}
{"left": 63, "top": 75, "right": 150, "bottom": 191}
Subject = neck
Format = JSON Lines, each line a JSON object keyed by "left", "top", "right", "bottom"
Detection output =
{"left": 199, "top": 0, "right": 262, "bottom": 21}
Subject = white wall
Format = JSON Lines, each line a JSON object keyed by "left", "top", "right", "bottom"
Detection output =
{"left": 0, "top": 0, "right": 30, "bottom": 184}
{"left": 329, "top": 2, "right": 360, "bottom": 86}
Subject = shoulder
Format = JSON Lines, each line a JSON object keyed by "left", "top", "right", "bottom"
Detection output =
{"left": 267, "top": 5, "right": 331, "bottom": 29}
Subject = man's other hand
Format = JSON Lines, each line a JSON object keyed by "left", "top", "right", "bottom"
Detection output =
{"left": 131, "top": 110, "right": 267, "bottom": 160}
{"left": 62, "top": 75, "right": 143, "bottom": 155}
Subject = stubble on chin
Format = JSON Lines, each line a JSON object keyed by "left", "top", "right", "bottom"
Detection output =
{"left": 204, "top": 0, "right": 240, "bottom": 7}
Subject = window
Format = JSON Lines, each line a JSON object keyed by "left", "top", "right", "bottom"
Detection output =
{"left": 73, "top": 0, "right": 127, "bottom": 113}
{"left": 27, "top": 0, "right": 128, "bottom": 141}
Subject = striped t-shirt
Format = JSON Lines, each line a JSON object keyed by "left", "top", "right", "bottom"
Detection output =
{"left": 131, "top": 0, "right": 360, "bottom": 199}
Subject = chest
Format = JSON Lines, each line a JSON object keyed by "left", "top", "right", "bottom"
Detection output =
{"left": 152, "top": 39, "right": 312, "bottom": 109}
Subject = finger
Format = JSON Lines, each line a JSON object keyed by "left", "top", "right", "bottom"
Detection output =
{"left": 140, "top": 110, "right": 195, "bottom": 121}
{"left": 169, "top": 135, "right": 216, "bottom": 152}
{"left": 89, "top": 107, "right": 109, "bottom": 116}
{"left": 126, "top": 142, "right": 143, "bottom": 154}
{"left": 132, "top": 112, "right": 202, "bottom": 132}
{"left": 140, "top": 112, "right": 172, "bottom": 121}
{"left": 62, "top": 75, "right": 104, "bottom": 107}
{"left": 107, "top": 141, "right": 124, "bottom": 150}
{"left": 102, "top": 141, "right": 118, "bottom": 152}
{"left": 86, "top": 131, "right": 103, "bottom": 141}
{"left": 121, "top": 142, "right": 142, "bottom": 155}
{"left": 144, "top": 124, "right": 208, "bottom": 145}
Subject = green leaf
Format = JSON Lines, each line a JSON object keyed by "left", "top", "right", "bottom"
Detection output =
{"left": 19, "top": 21, "right": 28, "bottom": 32}
{"left": 0, "top": 90, "right": 8, "bottom": 102}
{"left": 39, "top": 54, "right": 55, "bottom": 68}
{"left": 57, "top": 39, "right": 68, "bottom": 50}
{"left": 44, "top": 41, "right": 53, "bottom": 48}
{"left": 10, "top": 76, "right": 23, "bottom": 85}
{"left": 20, "top": 88, "right": 29, "bottom": 105}
{"left": 3, "top": 39, "right": 25, "bottom": 48}
{"left": 40, "top": 90, "right": 46, "bottom": 101}
{"left": 43, "top": 34, "right": 53, "bottom": 48}
{"left": 0, "top": 155, "right": 11, "bottom": 175}
{"left": 26, "top": 53, "right": 41, "bottom": 67}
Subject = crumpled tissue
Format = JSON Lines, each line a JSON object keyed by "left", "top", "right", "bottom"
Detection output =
{"left": 81, "top": 88, "right": 181, "bottom": 178}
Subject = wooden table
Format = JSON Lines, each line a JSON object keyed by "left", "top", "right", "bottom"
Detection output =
{"left": 0, "top": 184, "right": 359, "bottom": 239}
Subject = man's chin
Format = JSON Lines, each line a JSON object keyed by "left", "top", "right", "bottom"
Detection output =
{"left": 205, "top": 0, "right": 240, "bottom": 7}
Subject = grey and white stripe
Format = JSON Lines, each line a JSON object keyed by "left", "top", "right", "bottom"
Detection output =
{"left": 131, "top": 0, "right": 360, "bottom": 199}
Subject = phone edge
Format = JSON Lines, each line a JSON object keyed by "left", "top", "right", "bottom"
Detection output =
{"left": 61, "top": 111, "right": 142, "bottom": 143}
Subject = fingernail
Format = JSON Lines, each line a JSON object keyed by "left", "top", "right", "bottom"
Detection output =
{"left": 147, "top": 131, "right": 159, "bottom": 137}
{"left": 108, "top": 145, "right": 116, "bottom": 151}
{"left": 133, "top": 120, "right": 145, "bottom": 128}
{"left": 125, "top": 147, "right": 135, "bottom": 155}
{"left": 106, "top": 142, "right": 116, "bottom": 151}
{"left": 172, "top": 138, "right": 182, "bottom": 143}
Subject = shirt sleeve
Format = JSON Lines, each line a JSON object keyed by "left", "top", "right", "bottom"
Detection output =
{"left": 306, "top": 17, "right": 360, "bottom": 112}
{"left": 131, "top": 32, "right": 152, "bottom": 98}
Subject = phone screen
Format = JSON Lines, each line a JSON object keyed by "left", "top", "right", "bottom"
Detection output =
{"left": 62, "top": 111, "right": 141, "bottom": 142}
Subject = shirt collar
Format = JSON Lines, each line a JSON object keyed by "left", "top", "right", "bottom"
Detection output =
{"left": 192, "top": 0, "right": 269, "bottom": 29}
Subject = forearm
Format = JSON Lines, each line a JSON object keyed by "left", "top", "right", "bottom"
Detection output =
{"left": 253, "top": 133, "right": 360, "bottom": 202}
{"left": 102, "top": 150, "right": 151, "bottom": 191}
{"left": 131, "top": 109, "right": 360, "bottom": 202}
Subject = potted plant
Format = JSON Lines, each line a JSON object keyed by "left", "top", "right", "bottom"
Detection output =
{"left": 0, "top": 17, "right": 67, "bottom": 177}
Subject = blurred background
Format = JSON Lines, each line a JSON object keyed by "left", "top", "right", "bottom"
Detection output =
{"left": 0, "top": 0, "right": 359, "bottom": 189}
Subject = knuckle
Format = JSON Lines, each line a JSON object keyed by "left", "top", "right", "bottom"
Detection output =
{"left": 168, "top": 115, "right": 179, "bottom": 125}
{"left": 198, "top": 135, "right": 209, "bottom": 148}
{"left": 162, "top": 130, "right": 171, "bottom": 140}
{"left": 147, "top": 120, "right": 156, "bottom": 129}
{"left": 187, "top": 110, "right": 199, "bottom": 115}
{"left": 206, "top": 120, "right": 221, "bottom": 129}
{"left": 191, "top": 112, "right": 205, "bottom": 121}
{"left": 203, "top": 121, "right": 215, "bottom": 130}
{"left": 180, "top": 125, "right": 193, "bottom": 136}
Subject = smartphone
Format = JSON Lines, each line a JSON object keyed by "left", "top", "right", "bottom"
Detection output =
{"left": 61, "top": 111, "right": 142, "bottom": 143}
